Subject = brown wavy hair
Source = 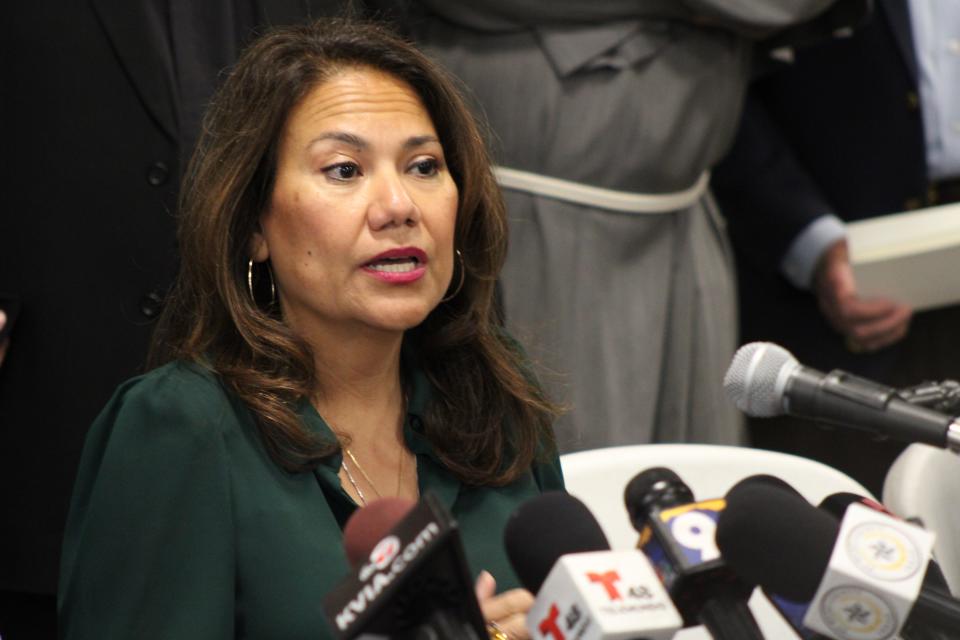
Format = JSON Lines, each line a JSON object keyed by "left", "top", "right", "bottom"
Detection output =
{"left": 149, "top": 18, "right": 558, "bottom": 485}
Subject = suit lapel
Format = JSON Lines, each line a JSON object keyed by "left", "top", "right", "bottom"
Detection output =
{"left": 880, "top": 0, "right": 918, "bottom": 84}
{"left": 91, "top": 0, "right": 179, "bottom": 142}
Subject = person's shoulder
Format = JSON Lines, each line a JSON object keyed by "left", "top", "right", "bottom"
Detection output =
{"left": 119, "top": 360, "right": 229, "bottom": 409}
{"left": 97, "top": 360, "right": 240, "bottom": 444}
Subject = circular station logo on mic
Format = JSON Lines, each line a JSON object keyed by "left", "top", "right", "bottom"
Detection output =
{"left": 819, "top": 586, "right": 898, "bottom": 640}
{"left": 369, "top": 535, "right": 401, "bottom": 570}
{"left": 845, "top": 523, "right": 922, "bottom": 581}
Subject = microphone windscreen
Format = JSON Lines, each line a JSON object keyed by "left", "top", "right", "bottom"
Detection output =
{"left": 623, "top": 467, "right": 694, "bottom": 529}
{"left": 723, "top": 342, "right": 797, "bottom": 416}
{"left": 716, "top": 484, "right": 838, "bottom": 601}
{"left": 503, "top": 492, "right": 609, "bottom": 593}
{"left": 342, "top": 497, "right": 415, "bottom": 568}
{"left": 726, "top": 474, "right": 804, "bottom": 502}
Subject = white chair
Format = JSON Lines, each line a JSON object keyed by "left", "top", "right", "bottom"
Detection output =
{"left": 883, "top": 443, "right": 960, "bottom": 594}
{"left": 560, "top": 444, "right": 874, "bottom": 640}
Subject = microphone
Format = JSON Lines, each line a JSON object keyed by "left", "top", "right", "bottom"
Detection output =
{"left": 723, "top": 341, "right": 960, "bottom": 451}
{"left": 322, "top": 492, "right": 487, "bottom": 640}
{"left": 503, "top": 491, "right": 683, "bottom": 640}
{"left": 342, "top": 496, "right": 416, "bottom": 568}
{"left": 817, "top": 493, "right": 954, "bottom": 592}
{"left": 724, "top": 476, "right": 829, "bottom": 640}
{"left": 817, "top": 492, "right": 955, "bottom": 640}
{"left": 717, "top": 483, "right": 960, "bottom": 639}
{"left": 624, "top": 468, "right": 765, "bottom": 640}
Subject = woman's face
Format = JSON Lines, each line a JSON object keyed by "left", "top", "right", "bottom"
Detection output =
{"left": 253, "top": 67, "right": 459, "bottom": 340}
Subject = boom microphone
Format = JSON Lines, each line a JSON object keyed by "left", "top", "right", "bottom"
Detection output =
{"left": 322, "top": 492, "right": 487, "bottom": 639}
{"left": 724, "top": 342, "right": 960, "bottom": 451}
{"left": 504, "top": 492, "right": 682, "bottom": 640}
{"left": 717, "top": 483, "right": 960, "bottom": 639}
{"left": 624, "top": 468, "right": 764, "bottom": 640}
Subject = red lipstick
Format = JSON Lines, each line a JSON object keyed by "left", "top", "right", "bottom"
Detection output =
{"left": 362, "top": 247, "right": 428, "bottom": 283}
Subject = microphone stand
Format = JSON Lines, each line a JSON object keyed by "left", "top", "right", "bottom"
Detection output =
{"left": 897, "top": 380, "right": 960, "bottom": 417}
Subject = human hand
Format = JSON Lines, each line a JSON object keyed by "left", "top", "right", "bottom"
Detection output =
{"left": 475, "top": 570, "right": 534, "bottom": 640}
{"left": 0, "top": 309, "right": 9, "bottom": 367}
{"left": 813, "top": 239, "right": 912, "bottom": 352}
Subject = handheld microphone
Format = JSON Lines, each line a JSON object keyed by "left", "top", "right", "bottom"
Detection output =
{"left": 342, "top": 496, "right": 416, "bottom": 568}
{"left": 322, "top": 492, "right": 487, "bottom": 640}
{"left": 717, "top": 483, "right": 960, "bottom": 639}
{"left": 817, "top": 492, "right": 955, "bottom": 640}
{"left": 724, "top": 476, "right": 830, "bottom": 640}
{"left": 624, "top": 468, "right": 764, "bottom": 640}
{"left": 503, "top": 492, "right": 683, "bottom": 640}
{"left": 723, "top": 342, "right": 960, "bottom": 451}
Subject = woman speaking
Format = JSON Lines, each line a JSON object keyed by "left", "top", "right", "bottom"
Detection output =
{"left": 59, "top": 19, "right": 561, "bottom": 639}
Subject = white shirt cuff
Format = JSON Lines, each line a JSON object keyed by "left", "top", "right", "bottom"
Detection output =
{"left": 779, "top": 214, "right": 847, "bottom": 290}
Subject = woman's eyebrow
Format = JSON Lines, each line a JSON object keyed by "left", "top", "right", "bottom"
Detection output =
{"left": 309, "top": 131, "right": 367, "bottom": 149}
{"left": 306, "top": 133, "right": 439, "bottom": 151}
{"left": 403, "top": 135, "right": 440, "bottom": 150}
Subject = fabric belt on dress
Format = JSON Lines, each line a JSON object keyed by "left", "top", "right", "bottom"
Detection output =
{"left": 493, "top": 166, "right": 710, "bottom": 214}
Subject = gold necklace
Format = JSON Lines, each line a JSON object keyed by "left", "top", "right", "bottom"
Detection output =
{"left": 341, "top": 447, "right": 407, "bottom": 507}
{"left": 340, "top": 450, "right": 373, "bottom": 506}
{"left": 330, "top": 391, "right": 412, "bottom": 506}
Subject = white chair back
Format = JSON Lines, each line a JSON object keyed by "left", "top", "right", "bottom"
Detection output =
{"left": 560, "top": 444, "right": 874, "bottom": 640}
{"left": 883, "top": 443, "right": 960, "bottom": 594}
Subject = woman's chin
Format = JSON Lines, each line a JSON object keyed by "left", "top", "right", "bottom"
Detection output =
{"left": 366, "top": 300, "right": 439, "bottom": 333}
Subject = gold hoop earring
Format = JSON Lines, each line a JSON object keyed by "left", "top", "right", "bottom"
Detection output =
{"left": 440, "top": 249, "right": 465, "bottom": 303}
{"left": 247, "top": 259, "right": 277, "bottom": 306}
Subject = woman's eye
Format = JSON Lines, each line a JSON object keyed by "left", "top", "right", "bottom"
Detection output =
{"left": 411, "top": 158, "right": 440, "bottom": 177}
{"left": 322, "top": 162, "right": 360, "bottom": 181}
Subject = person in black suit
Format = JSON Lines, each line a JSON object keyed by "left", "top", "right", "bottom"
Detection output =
{"left": 712, "top": 0, "right": 960, "bottom": 495}
{"left": 0, "top": 2, "right": 356, "bottom": 637}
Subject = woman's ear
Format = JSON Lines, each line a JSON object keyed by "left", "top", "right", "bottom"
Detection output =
{"left": 250, "top": 229, "right": 270, "bottom": 262}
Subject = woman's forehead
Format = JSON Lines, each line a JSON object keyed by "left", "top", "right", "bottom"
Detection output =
{"left": 289, "top": 68, "right": 432, "bottom": 132}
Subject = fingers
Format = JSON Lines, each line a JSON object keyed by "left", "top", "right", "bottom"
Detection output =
{"left": 479, "top": 586, "right": 534, "bottom": 640}
{"left": 490, "top": 608, "right": 530, "bottom": 639}
{"left": 821, "top": 294, "right": 912, "bottom": 352}
{"left": 847, "top": 304, "right": 913, "bottom": 352}
{"left": 475, "top": 570, "right": 496, "bottom": 603}
{"left": 819, "top": 295, "right": 893, "bottom": 332}
{"left": 481, "top": 588, "right": 534, "bottom": 624}
{"left": 813, "top": 238, "right": 913, "bottom": 352}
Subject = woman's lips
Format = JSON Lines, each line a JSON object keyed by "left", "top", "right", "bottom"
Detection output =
{"left": 362, "top": 247, "right": 428, "bottom": 283}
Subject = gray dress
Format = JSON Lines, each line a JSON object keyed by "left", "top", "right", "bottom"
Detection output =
{"left": 413, "top": 1, "right": 833, "bottom": 451}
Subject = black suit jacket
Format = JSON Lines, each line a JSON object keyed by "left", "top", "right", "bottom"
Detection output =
{"left": 0, "top": 0, "right": 352, "bottom": 596}
{"left": 712, "top": 0, "right": 930, "bottom": 378}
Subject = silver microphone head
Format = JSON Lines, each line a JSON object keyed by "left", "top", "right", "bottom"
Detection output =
{"left": 723, "top": 342, "right": 799, "bottom": 417}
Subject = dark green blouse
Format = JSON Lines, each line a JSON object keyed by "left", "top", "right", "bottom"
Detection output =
{"left": 59, "top": 360, "right": 563, "bottom": 639}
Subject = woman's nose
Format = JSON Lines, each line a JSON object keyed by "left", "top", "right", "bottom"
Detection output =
{"left": 368, "top": 171, "right": 420, "bottom": 230}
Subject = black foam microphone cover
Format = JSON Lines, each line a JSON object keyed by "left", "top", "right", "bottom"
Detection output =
{"left": 716, "top": 483, "right": 839, "bottom": 602}
{"left": 503, "top": 491, "right": 609, "bottom": 593}
{"left": 725, "top": 474, "right": 804, "bottom": 502}
{"left": 623, "top": 467, "right": 695, "bottom": 530}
